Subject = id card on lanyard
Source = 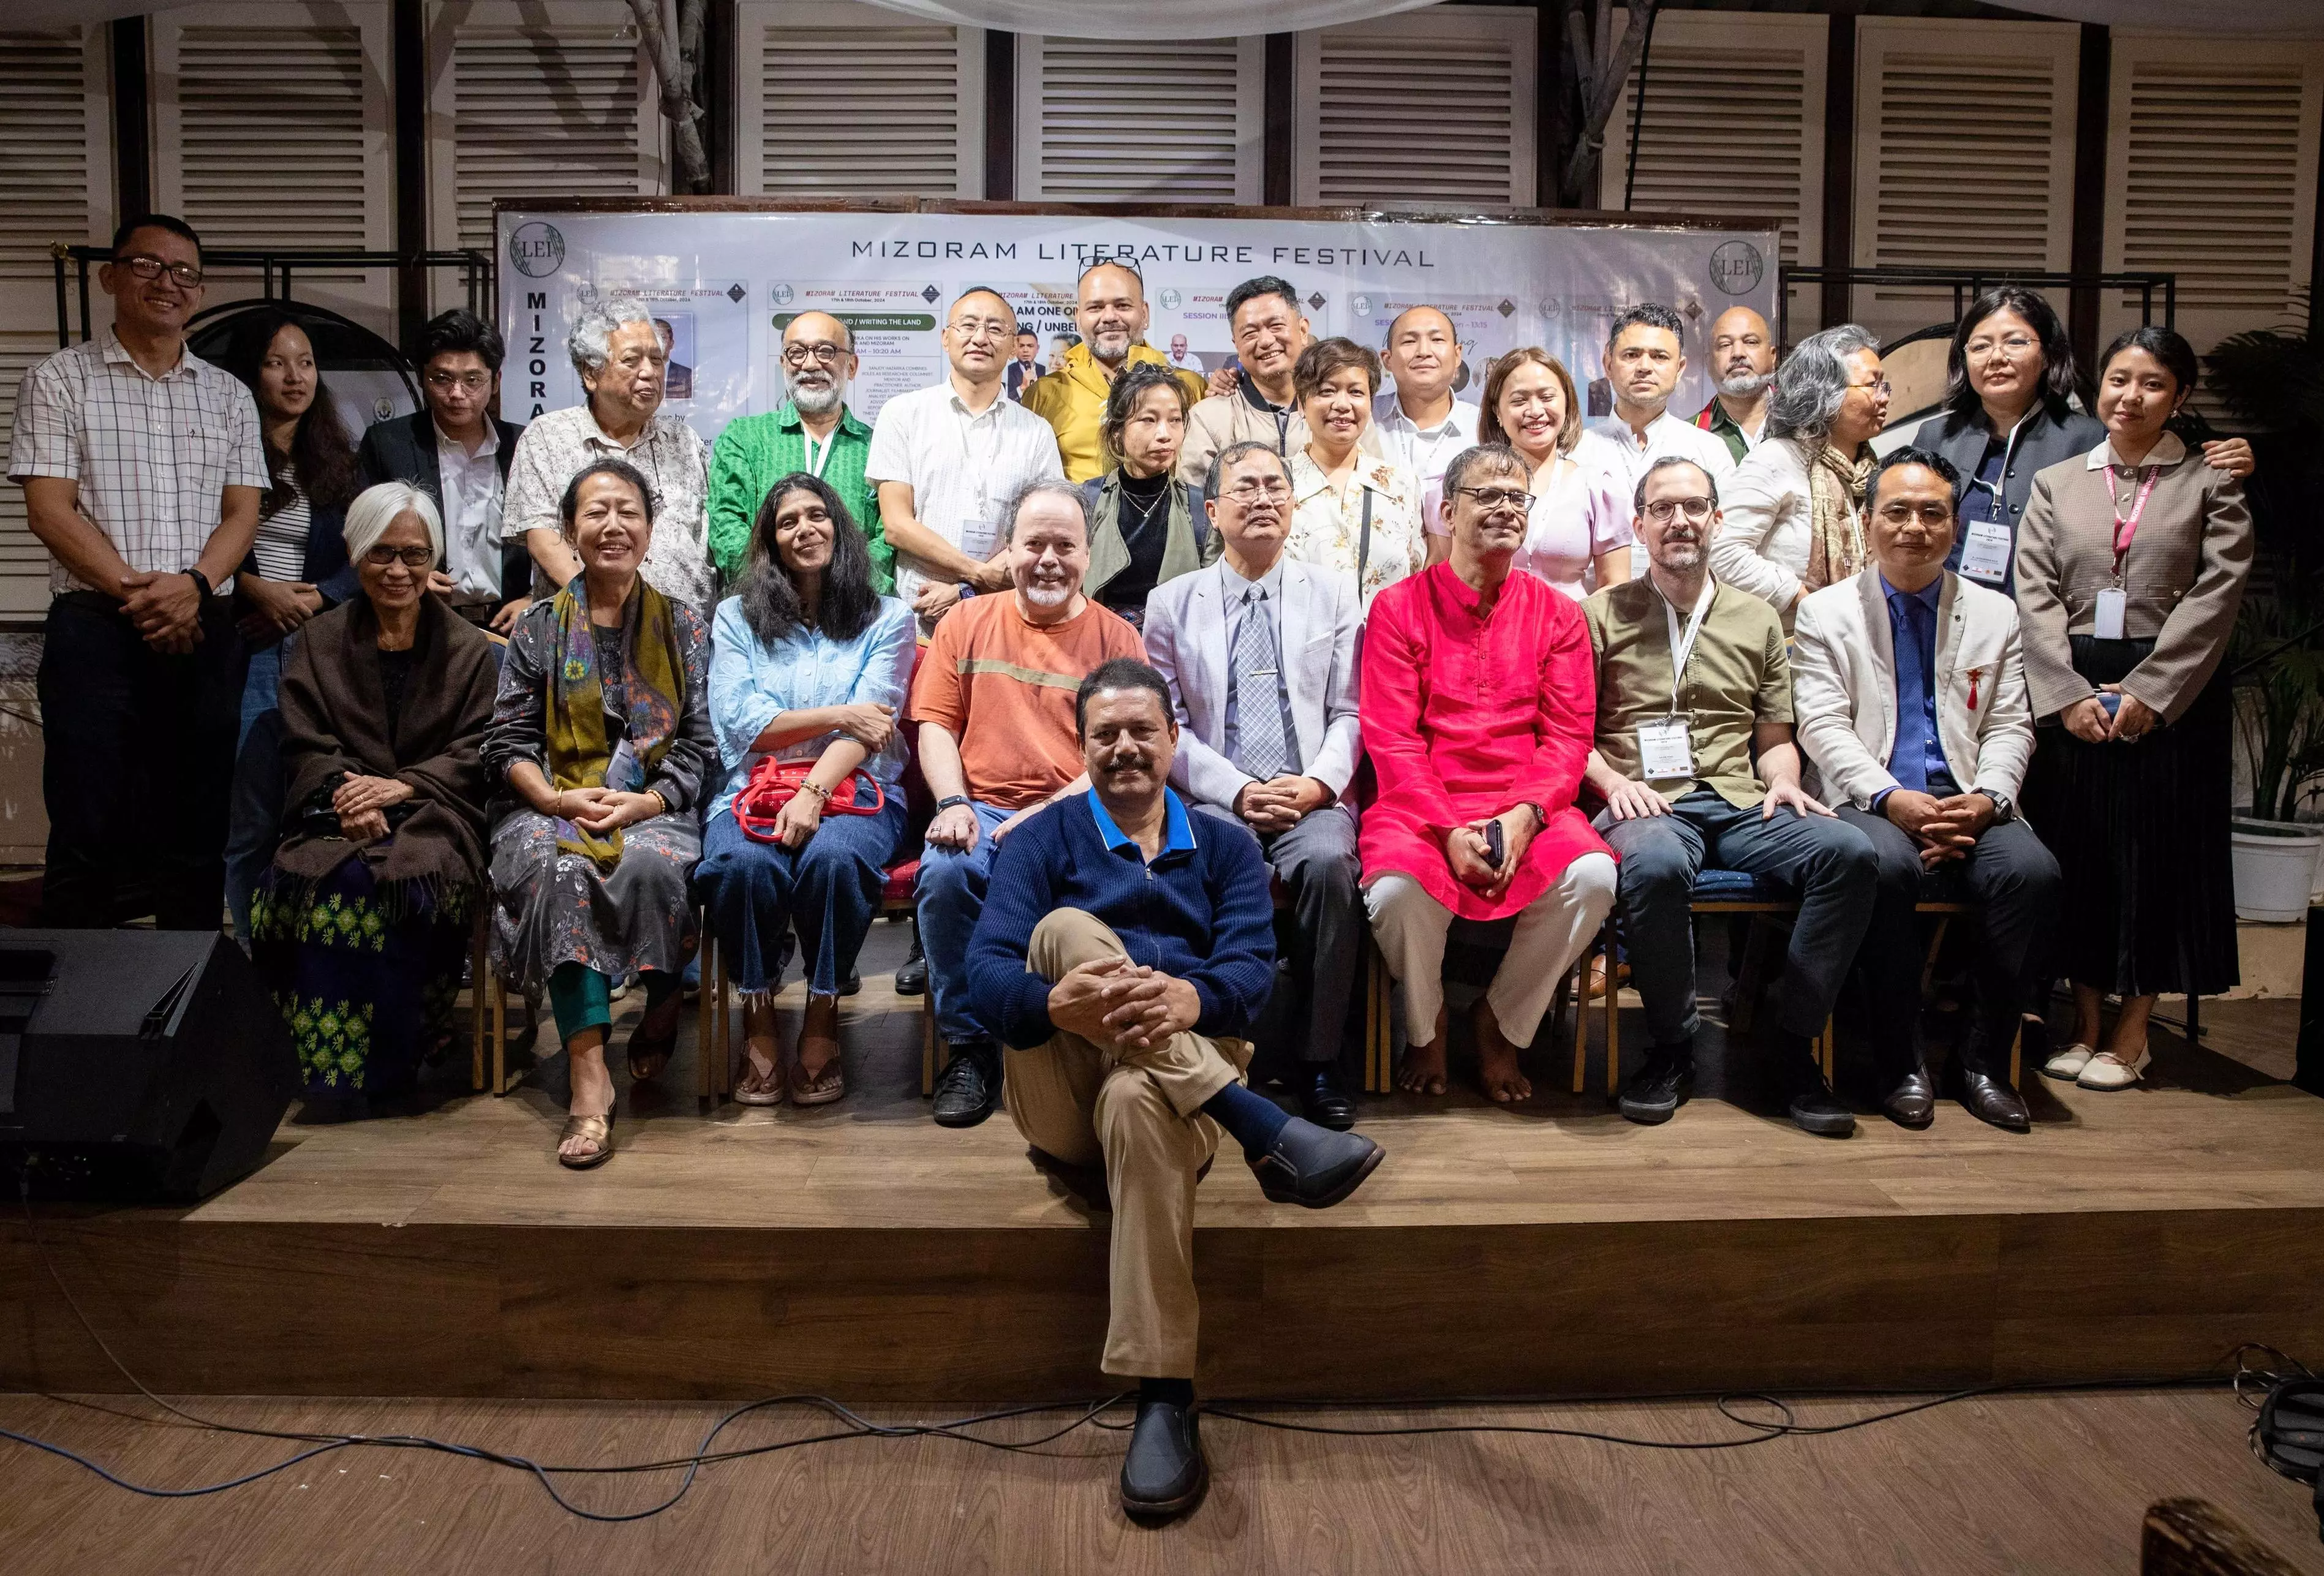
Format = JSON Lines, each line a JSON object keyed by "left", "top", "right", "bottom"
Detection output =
{"left": 1959, "top": 418, "right": 2024, "bottom": 583}
{"left": 2094, "top": 463, "right": 2159, "bottom": 641}
{"left": 1640, "top": 580, "right": 1716, "bottom": 781}
{"left": 953, "top": 399, "right": 1005, "bottom": 564}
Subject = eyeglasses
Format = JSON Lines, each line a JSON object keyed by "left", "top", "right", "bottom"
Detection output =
{"left": 1966, "top": 334, "right": 2039, "bottom": 359}
{"left": 782, "top": 342, "right": 848, "bottom": 368}
{"left": 425, "top": 371, "right": 491, "bottom": 393}
{"left": 948, "top": 318, "right": 1013, "bottom": 344}
{"left": 117, "top": 254, "right": 203, "bottom": 288}
{"left": 362, "top": 545, "right": 436, "bottom": 568}
{"left": 1877, "top": 502, "right": 1956, "bottom": 527}
{"left": 1849, "top": 378, "right": 1893, "bottom": 397}
{"left": 1453, "top": 486, "right": 1536, "bottom": 511}
{"left": 1642, "top": 497, "right": 1716, "bottom": 523}
{"left": 1220, "top": 478, "right": 1292, "bottom": 503}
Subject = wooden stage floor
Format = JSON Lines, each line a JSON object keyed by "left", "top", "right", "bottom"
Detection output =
{"left": 2, "top": 921, "right": 2318, "bottom": 1404}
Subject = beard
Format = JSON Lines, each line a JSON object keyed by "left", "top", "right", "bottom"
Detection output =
{"left": 788, "top": 375, "right": 842, "bottom": 416}
{"left": 1656, "top": 539, "right": 1705, "bottom": 571}
{"left": 1021, "top": 579, "right": 1073, "bottom": 608}
{"left": 1088, "top": 328, "right": 1133, "bottom": 365}
{"left": 1717, "top": 368, "right": 1773, "bottom": 398}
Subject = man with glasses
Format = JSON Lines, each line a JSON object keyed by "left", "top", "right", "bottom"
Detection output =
{"left": 1360, "top": 444, "right": 1618, "bottom": 1104}
{"left": 1692, "top": 306, "right": 1777, "bottom": 462}
{"left": 867, "top": 287, "right": 1065, "bottom": 634}
{"left": 356, "top": 308, "right": 530, "bottom": 631}
{"left": 1024, "top": 262, "right": 1203, "bottom": 483}
{"left": 1583, "top": 456, "right": 1877, "bottom": 1137}
{"left": 707, "top": 310, "right": 888, "bottom": 589}
{"left": 1141, "top": 442, "right": 1367, "bottom": 1127}
{"left": 9, "top": 214, "right": 268, "bottom": 929}
{"left": 1790, "top": 448, "right": 2056, "bottom": 1131}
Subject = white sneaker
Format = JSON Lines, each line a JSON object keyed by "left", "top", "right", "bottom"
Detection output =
{"left": 2076, "top": 1048, "right": 2151, "bottom": 1090}
{"left": 2042, "top": 1044, "right": 2096, "bottom": 1082}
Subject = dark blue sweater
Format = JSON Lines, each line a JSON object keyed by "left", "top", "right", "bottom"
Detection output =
{"left": 966, "top": 789, "right": 1277, "bottom": 1051}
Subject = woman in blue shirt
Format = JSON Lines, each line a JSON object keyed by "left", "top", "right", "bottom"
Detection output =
{"left": 697, "top": 472, "right": 914, "bottom": 1106}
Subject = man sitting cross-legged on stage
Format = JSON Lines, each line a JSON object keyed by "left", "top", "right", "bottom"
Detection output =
{"left": 1583, "top": 455, "right": 1879, "bottom": 1137}
{"left": 967, "top": 657, "right": 1384, "bottom": 1518}
{"left": 1790, "top": 447, "right": 2058, "bottom": 1131}
{"left": 1142, "top": 440, "right": 1367, "bottom": 1128}
{"left": 910, "top": 480, "right": 1147, "bottom": 1128}
{"left": 1360, "top": 443, "right": 1620, "bottom": 1103}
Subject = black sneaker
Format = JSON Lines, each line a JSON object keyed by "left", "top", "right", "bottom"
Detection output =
{"left": 1617, "top": 1047, "right": 1694, "bottom": 1125}
{"left": 1786, "top": 1060, "right": 1855, "bottom": 1137}
{"left": 1119, "top": 1397, "right": 1205, "bottom": 1518}
{"left": 894, "top": 929, "right": 927, "bottom": 996}
{"left": 932, "top": 1041, "right": 998, "bottom": 1127}
{"left": 1248, "top": 1117, "right": 1383, "bottom": 1208}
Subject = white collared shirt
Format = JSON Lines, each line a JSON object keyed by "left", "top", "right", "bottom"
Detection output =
{"left": 864, "top": 379, "right": 1065, "bottom": 609}
{"left": 1370, "top": 391, "right": 1480, "bottom": 531}
{"left": 436, "top": 420, "right": 504, "bottom": 598}
{"left": 500, "top": 402, "right": 714, "bottom": 611}
{"left": 2085, "top": 430, "right": 2187, "bottom": 472}
{"left": 1582, "top": 409, "right": 1740, "bottom": 578}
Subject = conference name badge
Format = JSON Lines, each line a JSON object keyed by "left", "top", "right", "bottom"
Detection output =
{"left": 2094, "top": 587, "right": 2128, "bottom": 641}
{"left": 1958, "top": 518, "right": 2012, "bottom": 583}
{"left": 1637, "top": 717, "right": 1694, "bottom": 780}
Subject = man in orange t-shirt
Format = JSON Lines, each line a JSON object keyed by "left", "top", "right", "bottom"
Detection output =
{"left": 911, "top": 479, "right": 1147, "bottom": 1126}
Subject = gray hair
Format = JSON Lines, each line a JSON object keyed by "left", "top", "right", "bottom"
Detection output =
{"left": 1205, "top": 439, "right": 1290, "bottom": 503}
{"left": 343, "top": 481, "right": 444, "bottom": 567}
{"left": 1767, "top": 323, "right": 1881, "bottom": 444}
{"left": 567, "top": 294, "right": 658, "bottom": 375}
{"left": 1005, "top": 478, "right": 1088, "bottom": 541}
{"left": 1632, "top": 455, "right": 1721, "bottom": 515}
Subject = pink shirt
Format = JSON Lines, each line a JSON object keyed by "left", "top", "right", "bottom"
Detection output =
{"left": 1513, "top": 456, "right": 1632, "bottom": 600}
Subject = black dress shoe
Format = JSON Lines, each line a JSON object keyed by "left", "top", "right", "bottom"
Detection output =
{"left": 932, "top": 1041, "right": 998, "bottom": 1127}
{"left": 1617, "top": 1047, "right": 1694, "bottom": 1125}
{"left": 1953, "top": 1061, "right": 2032, "bottom": 1133}
{"left": 1881, "top": 1065, "right": 1936, "bottom": 1129}
{"left": 894, "top": 931, "right": 927, "bottom": 996}
{"left": 1119, "top": 1397, "right": 1205, "bottom": 1517}
{"left": 1299, "top": 1066, "right": 1355, "bottom": 1131}
{"left": 1249, "top": 1117, "right": 1382, "bottom": 1208}
{"left": 841, "top": 968, "right": 862, "bottom": 997}
{"left": 1785, "top": 1060, "right": 1856, "bottom": 1137}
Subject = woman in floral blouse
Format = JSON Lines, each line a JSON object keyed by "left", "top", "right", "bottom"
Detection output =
{"left": 1282, "top": 337, "right": 1425, "bottom": 608}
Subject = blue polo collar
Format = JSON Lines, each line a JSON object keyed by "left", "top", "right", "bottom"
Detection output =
{"left": 1087, "top": 787, "right": 1197, "bottom": 859}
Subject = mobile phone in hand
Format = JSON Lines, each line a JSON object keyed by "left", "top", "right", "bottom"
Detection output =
{"left": 2099, "top": 692, "right": 2122, "bottom": 717}
{"left": 1485, "top": 818, "right": 1506, "bottom": 869}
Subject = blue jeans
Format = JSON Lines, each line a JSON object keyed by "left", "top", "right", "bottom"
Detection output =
{"left": 224, "top": 638, "right": 290, "bottom": 946}
{"left": 694, "top": 798, "right": 905, "bottom": 997}
{"left": 915, "top": 800, "right": 1016, "bottom": 1043}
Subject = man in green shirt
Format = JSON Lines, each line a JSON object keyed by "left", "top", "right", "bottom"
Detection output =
{"left": 707, "top": 309, "right": 889, "bottom": 589}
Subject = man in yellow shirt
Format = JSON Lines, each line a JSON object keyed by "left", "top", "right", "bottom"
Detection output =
{"left": 1025, "top": 262, "right": 1204, "bottom": 482}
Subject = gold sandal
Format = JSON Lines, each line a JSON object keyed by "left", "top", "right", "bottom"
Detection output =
{"left": 733, "top": 1050, "right": 785, "bottom": 1107}
{"left": 791, "top": 1059, "right": 846, "bottom": 1107}
{"left": 557, "top": 1111, "right": 615, "bottom": 1170}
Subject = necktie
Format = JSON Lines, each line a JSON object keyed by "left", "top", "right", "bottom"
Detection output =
{"left": 1889, "top": 590, "right": 1932, "bottom": 794}
{"left": 1233, "top": 586, "right": 1288, "bottom": 782}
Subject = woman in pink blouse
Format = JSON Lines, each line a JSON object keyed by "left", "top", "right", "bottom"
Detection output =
{"left": 1478, "top": 347, "right": 1632, "bottom": 599}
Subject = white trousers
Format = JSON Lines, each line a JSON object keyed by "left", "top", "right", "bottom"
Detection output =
{"left": 1365, "top": 853, "right": 1618, "bottom": 1046}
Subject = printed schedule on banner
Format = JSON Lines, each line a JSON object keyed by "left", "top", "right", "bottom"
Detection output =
{"left": 497, "top": 209, "right": 1780, "bottom": 442}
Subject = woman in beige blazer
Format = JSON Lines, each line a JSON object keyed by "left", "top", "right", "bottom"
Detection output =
{"left": 2013, "top": 327, "right": 2254, "bottom": 1090}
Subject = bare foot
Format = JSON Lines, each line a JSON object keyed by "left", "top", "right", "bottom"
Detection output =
{"left": 1397, "top": 1003, "right": 1451, "bottom": 1095}
{"left": 1471, "top": 999, "right": 1533, "bottom": 1103}
{"left": 562, "top": 1041, "right": 614, "bottom": 1161}
{"left": 798, "top": 993, "right": 841, "bottom": 1085}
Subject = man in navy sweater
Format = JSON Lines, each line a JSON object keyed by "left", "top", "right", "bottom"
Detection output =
{"left": 967, "top": 656, "right": 1384, "bottom": 1520}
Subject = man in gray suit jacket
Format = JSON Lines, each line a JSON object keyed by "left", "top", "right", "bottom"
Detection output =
{"left": 1144, "top": 440, "right": 1365, "bottom": 1128}
{"left": 1791, "top": 447, "right": 2060, "bottom": 1133}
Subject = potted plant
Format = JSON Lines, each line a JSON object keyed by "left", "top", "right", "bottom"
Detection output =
{"left": 2227, "top": 571, "right": 2324, "bottom": 920}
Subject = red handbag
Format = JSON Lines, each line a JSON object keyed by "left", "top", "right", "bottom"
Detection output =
{"left": 733, "top": 756, "right": 885, "bottom": 843}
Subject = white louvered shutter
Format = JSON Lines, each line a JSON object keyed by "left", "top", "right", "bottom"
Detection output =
{"left": 149, "top": 2, "right": 394, "bottom": 331}
{"left": 0, "top": 25, "right": 112, "bottom": 616}
{"left": 1601, "top": 11, "right": 1825, "bottom": 270}
{"left": 425, "top": 0, "right": 662, "bottom": 303}
{"left": 739, "top": 1, "right": 983, "bottom": 197}
{"left": 1015, "top": 36, "right": 1264, "bottom": 202}
{"left": 1292, "top": 7, "right": 1536, "bottom": 208}
{"left": 2103, "top": 34, "right": 2324, "bottom": 353}
{"left": 1852, "top": 18, "right": 2080, "bottom": 344}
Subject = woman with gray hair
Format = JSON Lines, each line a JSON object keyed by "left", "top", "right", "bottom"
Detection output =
{"left": 1708, "top": 323, "right": 1891, "bottom": 624}
{"left": 249, "top": 481, "right": 502, "bottom": 1114}
{"left": 498, "top": 294, "right": 716, "bottom": 617}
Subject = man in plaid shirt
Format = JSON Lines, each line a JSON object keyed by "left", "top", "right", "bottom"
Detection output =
{"left": 9, "top": 215, "right": 268, "bottom": 929}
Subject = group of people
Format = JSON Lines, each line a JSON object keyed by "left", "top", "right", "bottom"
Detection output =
{"left": 10, "top": 214, "right": 2260, "bottom": 1518}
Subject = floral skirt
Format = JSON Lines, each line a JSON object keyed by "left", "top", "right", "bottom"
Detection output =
{"left": 251, "top": 854, "right": 477, "bottom": 1099}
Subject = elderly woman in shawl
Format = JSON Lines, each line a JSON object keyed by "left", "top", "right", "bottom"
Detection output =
{"left": 482, "top": 456, "right": 716, "bottom": 1169}
{"left": 251, "top": 482, "right": 500, "bottom": 1113}
{"left": 1707, "top": 324, "right": 1892, "bottom": 627}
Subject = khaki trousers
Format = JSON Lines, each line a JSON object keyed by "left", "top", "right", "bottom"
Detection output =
{"left": 1365, "top": 853, "right": 1618, "bottom": 1046}
{"left": 1004, "top": 907, "right": 1250, "bottom": 1379}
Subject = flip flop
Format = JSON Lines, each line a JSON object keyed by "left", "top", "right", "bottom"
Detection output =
{"left": 791, "top": 1060, "right": 846, "bottom": 1106}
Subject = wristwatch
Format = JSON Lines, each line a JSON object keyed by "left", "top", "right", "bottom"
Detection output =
{"left": 184, "top": 567, "right": 213, "bottom": 597}
{"left": 936, "top": 795, "right": 971, "bottom": 813}
{"left": 1517, "top": 801, "right": 1548, "bottom": 832}
{"left": 1974, "top": 788, "right": 2015, "bottom": 821}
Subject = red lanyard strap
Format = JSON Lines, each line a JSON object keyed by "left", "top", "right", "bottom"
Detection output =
{"left": 2111, "top": 464, "right": 2160, "bottom": 574}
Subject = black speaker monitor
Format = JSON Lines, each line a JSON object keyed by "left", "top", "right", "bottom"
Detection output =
{"left": 0, "top": 930, "right": 296, "bottom": 1201}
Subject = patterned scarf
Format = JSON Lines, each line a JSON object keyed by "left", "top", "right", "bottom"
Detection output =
{"left": 543, "top": 575, "right": 684, "bottom": 870}
{"left": 1803, "top": 440, "right": 1877, "bottom": 593}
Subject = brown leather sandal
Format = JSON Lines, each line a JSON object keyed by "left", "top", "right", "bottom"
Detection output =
{"left": 557, "top": 1111, "right": 614, "bottom": 1170}
{"left": 791, "top": 994, "right": 845, "bottom": 1107}
{"left": 733, "top": 1048, "right": 785, "bottom": 1107}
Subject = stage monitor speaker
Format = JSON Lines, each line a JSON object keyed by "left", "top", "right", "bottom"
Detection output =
{"left": 0, "top": 929, "right": 296, "bottom": 1202}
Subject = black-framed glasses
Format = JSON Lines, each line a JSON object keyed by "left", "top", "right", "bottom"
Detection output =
{"left": 362, "top": 545, "right": 436, "bottom": 568}
{"left": 424, "top": 370, "right": 491, "bottom": 393}
{"left": 1643, "top": 497, "right": 1716, "bottom": 523}
{"left": 1453, "top": 486, "right": 1535, "bottom": 511}
{"left": 782, "top": 342, "right": 848, "bottom": 368}
{"left": 118, "top": 254, "right": 203, "bottom": 288}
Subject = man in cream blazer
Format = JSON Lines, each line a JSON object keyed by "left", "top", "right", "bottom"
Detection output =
{"left": 1144, "top": 440, "right": 1365, "bottom": 1128}
{"left": 1792, "top": 447, "right": 2060, "bottom": 1133}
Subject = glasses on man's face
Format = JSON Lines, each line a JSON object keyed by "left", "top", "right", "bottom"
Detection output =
{"left": 782, "top": 342, "right": 847, "bottom": 368}
{"left": 118, "top": 254, "right": 203, "bottom": 288}
{"left": 1643, "top": 497, "right": 1716, "bottom": 524}
{"left": 363, "top": 545, "right": 436, "bottom": 568}
{"left": 949, "top": 318, "right": 1011, "bottom": 345}
{"left": 1967, "top": 334, "right": 2038, "bottom": 360}
{"left": 426, "top": 370, "right": 491, "bottom": 393}
{"left": 1454, "top": 486, "right": 1535, "bottom": 512}
{"left": 1221, "top": 478, "right": 1292, "bottom": 504}
{"left": 1877, "top": 502, "right": 1955, "bottom": 528}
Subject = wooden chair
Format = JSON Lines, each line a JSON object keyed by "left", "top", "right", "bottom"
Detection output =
{"left": 466, "top": 910, "right": 511, "bottom": 1096}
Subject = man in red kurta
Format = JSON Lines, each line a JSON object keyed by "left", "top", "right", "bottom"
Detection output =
{"left": 1359, "top": 443, "right": 1618, "bottom": 1101}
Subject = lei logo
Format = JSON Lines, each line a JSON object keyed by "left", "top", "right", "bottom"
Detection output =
{"left": 1710, "top": 241, "right": 1764, "bottom": 296}
{"left": 509, "top": 222, "right": 565, "bottom": 279}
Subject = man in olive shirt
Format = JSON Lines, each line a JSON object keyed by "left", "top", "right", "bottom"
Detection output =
{"left": 707, "top": 310, "right": 887, "bottom": 587}
{"left": 1582, "top": 456, "right": 1877, "bottom": 1137}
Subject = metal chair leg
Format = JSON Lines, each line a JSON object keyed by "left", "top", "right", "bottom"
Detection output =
{"left": 469, "top": 919, "right": 488, "bottom": 1093}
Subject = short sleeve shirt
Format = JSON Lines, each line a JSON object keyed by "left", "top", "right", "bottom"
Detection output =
{"left": 1583, "top": 576, "right": 1792, "bottom": 808}
{"left": 7, "top": 333, "right": 270, "bottom": 594}
{"left": 499, "top": 404, "right": 715, "bottom": 613}
{"left": 863, "top": 381, "right": 1065, "bottom": 611}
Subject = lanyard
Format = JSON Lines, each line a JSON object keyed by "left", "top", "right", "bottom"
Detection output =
{"left": 953, "top": 397, "right": 1003, "bottom": 513}
{"left": 1971, "top": 413, "right": 2029, "bottom": 523}
{"left": 1660, "top": 577, "right": 1716, "bottom": 717}
{"left": 803, "top": 429, "right": 836, "bottom": 480}
{"left": 2109, "top": 464, "right": 2160, "bottom": 578}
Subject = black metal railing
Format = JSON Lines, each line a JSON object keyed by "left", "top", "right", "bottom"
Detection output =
{"left": 50, "top": 245, "right": 495, "bottom": 347}
{"left": 1776, "top": 266, "right": 2176, "bottom": 344}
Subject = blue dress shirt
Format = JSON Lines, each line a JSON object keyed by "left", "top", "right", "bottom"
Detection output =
{"left": 704, "top": 594, "right": 916, "bottom": 822}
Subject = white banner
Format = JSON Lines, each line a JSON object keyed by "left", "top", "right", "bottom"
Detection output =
{"left": 495, "top": 208, "right": 1781, "bottom": 441}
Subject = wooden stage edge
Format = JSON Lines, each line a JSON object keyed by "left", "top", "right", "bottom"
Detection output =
{"left": 3, "top": 989, "right": 2320, "bottom": 1404}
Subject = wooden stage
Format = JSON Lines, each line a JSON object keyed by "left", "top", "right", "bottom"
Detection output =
{"left": 2, "top": 925, "right": 2318, "bottom": 1404}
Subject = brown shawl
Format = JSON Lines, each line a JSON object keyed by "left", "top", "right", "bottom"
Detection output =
{"left": 271, "top": 593, "right": 500, "bottom": 906}
{"left": 1803, "top": 440, "right": 1878, "bottom": 593}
